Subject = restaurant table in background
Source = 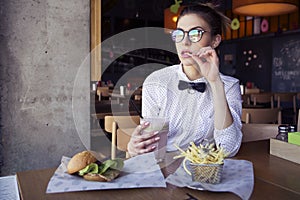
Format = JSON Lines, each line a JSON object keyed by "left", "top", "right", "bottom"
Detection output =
{"left": 109, "top": 90, "right": 142, "bottom": 103}
{"left": 92, "top": 100, "right": 141, "bottom": 119}
{"left": 242, "top": 104, "right": 265, "bottom": 109}
{"left": 109, "top": 92, "right": 129, "bottom": 104}
{"left": 16, "top": 140, "right": 300, "bottom": 200}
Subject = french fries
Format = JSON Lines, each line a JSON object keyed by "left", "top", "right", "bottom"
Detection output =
{"left": 173, "top": 142, "right": 227, "bottom": 164}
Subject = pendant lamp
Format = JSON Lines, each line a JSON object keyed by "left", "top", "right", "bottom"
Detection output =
{"left": 232, "top": 0, "right": 299, "bottom": 16}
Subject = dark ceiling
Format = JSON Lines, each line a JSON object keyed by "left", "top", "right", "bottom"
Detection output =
{"left": 102, "top": 0, "right": 232, "bottom": 21}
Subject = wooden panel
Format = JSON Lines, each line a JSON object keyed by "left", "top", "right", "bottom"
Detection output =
{"left": 91, "top": 0, "right": 101, "bottom": 81}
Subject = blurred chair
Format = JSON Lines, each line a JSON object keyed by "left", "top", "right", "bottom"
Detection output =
{"left": 250, "top": 93, "right": 274, "bottom": 108}
{"left": 242, "top": 94, "right": 251, "bottom": 106}
{"left": 274, "top": 92, "right": 297, "bottom": 124}
{"left": 97, "top": 87, "right": 110, "bottom": 101}
{"left": 274, "top": 92, "right": 297, "bottom": 113}
{"left": 132, "top": 87, "right": 142, "bottom": 95}
{"left": 242, "top": 124, "right": 278, "bottom": 142}
{"left": 297, "top": 93, "right": 300, "bottom": 109}
{"left": 134, "top": 94, "right": 142, "bottom": 101}
{"left": 245, "top": 88, "right": 260, "bottom": 94}
{"left": 298, "top": 109, "right": 300, "bottom": 132}
{"left": 242, "top": 108, "right": 282, "bottom": 124}
{"left": 104, "top": 115, "right": 140, "bottom": 159}
{"left": 131, "top": 87, "right": 142, "bottom": 101}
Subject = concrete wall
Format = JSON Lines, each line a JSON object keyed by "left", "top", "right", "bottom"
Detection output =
{"left": 0, "top": 0, "right": 90, "bottom": 175}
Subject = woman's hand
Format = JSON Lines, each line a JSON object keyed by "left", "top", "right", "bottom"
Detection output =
{"left": 127, "top": 121, "right": 160, "bottom": 157}
{"left": 189, "top": 46, "right": 220, "bottom": 83}
{"left": 190, "top": 46, "right": 233, "bottom": 130}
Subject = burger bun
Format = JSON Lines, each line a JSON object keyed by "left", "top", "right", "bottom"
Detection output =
{"left": 67, "top": 151, "right": 97, "bottom": 174}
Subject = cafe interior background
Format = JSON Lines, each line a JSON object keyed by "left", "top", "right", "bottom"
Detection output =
{"left": 0, "top": 0, "right": 299, "bottom": 176}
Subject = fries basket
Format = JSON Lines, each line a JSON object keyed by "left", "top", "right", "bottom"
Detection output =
{"left": 190, "top": 163, "right": 223, "bottom": 184}
{"left": 176, "top": 142, "right": 227, "bottom": 184}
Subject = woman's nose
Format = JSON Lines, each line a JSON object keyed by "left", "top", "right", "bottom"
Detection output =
{"left": 183, "top": 34, "right": 191, "bottom": 46}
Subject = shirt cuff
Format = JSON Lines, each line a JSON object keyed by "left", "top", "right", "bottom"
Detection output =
{"left": 214, "top": 122, "right": 242, "bottom": 157}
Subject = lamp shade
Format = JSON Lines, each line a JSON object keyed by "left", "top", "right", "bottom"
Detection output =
{"left": 233, "top": 0, "right": 299, "bottom": 16}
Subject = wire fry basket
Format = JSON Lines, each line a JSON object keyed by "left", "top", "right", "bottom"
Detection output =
{"left": 190, "top": 163, "right": 223, "bottom": 184}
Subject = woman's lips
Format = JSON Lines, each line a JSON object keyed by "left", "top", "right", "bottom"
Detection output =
{"left": 181, "top": 50, "right": 193, "bottom": 58}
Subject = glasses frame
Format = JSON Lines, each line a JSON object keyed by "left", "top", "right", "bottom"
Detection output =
{"left": 171, "top": 26, "right": 209, "bottom": 43}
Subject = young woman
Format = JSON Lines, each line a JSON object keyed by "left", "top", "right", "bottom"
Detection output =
{"left": 127, "top": 3, "right": 242, "bottom": 157}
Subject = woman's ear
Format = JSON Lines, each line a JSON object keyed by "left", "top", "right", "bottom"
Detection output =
{"left": 211, "top": 34, "right": 222, "bottom": 48}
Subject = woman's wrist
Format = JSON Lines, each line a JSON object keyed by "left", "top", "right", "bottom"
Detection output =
{"left": 210, "top": 75, "right": 234, "bottom": 129}
{"left": 209, "top": 75, "right": 223, "bottom": 92}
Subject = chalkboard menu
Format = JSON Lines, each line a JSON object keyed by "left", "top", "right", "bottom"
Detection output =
{"left": 272, "top": 34, "right": 300, "bottom": 92}
{"left": 223, "top": 37, "right": 272, "bottom": 92}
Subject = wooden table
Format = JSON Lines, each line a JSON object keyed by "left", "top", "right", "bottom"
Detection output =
{"left": 236, "top": 140, "right": 300, "bottom": 196}
{"left": 17, "top": 140, "right": 300, "bottom": 200}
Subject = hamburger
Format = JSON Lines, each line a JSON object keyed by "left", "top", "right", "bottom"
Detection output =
{"left": 67, "top": 151, "right": 124, "bottom": 182}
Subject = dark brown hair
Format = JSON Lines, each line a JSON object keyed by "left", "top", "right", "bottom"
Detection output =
{"left": 177, "top": 3, "right": 231, "bottom": 36}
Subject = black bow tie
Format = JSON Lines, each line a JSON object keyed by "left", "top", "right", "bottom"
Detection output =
{"left": 178, "top": 80, "right": 206, "bottom": 93}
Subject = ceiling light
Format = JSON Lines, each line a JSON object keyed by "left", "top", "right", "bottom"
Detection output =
{"left": 232, "top": 0, "right": 299, "bottom": 16}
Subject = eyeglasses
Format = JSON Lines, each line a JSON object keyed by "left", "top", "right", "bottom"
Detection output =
{"left": 171, "top": 27, "right": 208, "bottom": 43}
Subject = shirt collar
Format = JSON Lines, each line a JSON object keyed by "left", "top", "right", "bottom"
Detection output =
{"left": 177, "top": 63, "right": 207, "bottom": 83}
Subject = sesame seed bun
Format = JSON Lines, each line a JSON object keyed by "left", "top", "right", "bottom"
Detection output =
{"left": 67, "top": 151, "right": 97, "bottom": 174}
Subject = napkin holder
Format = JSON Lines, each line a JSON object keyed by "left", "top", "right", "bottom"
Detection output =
{"left": 270, "top": 138, "right": 300, "bottom": 164}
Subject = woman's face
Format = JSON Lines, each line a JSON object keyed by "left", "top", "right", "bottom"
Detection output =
{"left": 175, "top": 13, "right": 213, "bottom": 66}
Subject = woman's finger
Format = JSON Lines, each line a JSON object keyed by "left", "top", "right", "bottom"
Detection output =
{"left": 191, "top": 53, "right": 208, "bottom": 64}
{"left": 142, "top": 134, "right": 160, "bottom": 147}
{"left": 131, "top": 121, "right": 150, "bottom": 136}
{"left": 138, "top": 144, "right": 156, "bottom": 154}
{"left": 139, "top": 130, "right": 159, "bottom": 140}
{"left": 128, "top": 121, "right": 162, "bottom": 157}
{"left": 194, "top": 46, "right": 212, "bottom": 56}
{"left": 193, "top": 48, "right": 216, "bottom": 64}
{"left": 131, "top": 133, "right": 160, "bottom": 154}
